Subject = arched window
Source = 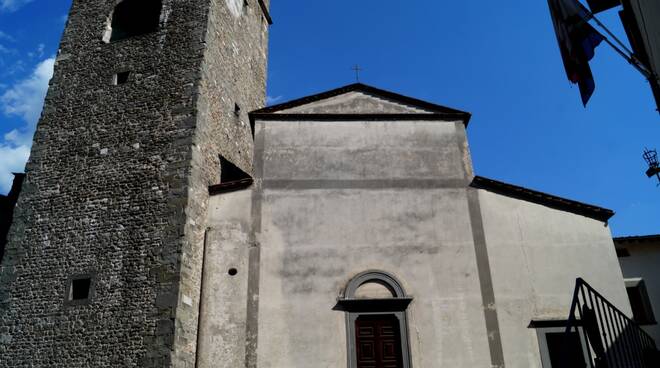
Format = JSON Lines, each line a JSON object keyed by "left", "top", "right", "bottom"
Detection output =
{"left": 335, "top": 271, "right": 413, "bottom": 368}
{"left": 104, "top": 0, "right": 162, "bottom": 42}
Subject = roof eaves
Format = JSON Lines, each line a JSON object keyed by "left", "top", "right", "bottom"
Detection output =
{"left": 208, "top": 178, "right": 254, "bottom": 196}
{"left": 257, "top": 0, "right": 273, "bottom": 25}
{"left": 470, "top": 176, "right": 615, "bottom": 223}
{"left": 613, "top": 234, "right": 660, "bottom": 244}
{"left": 252, "top": 83, "right": 471, "bottom": 122}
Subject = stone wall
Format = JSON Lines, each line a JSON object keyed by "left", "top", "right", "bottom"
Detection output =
{"left": 0, "top": 0, "right": 269, "bottom": 367}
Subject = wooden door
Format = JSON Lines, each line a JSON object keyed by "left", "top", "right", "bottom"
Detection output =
{"left": 355, "top": 314, "right": 403, "bottom": 368}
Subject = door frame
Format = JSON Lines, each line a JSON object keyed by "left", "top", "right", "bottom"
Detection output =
{"left": 336, "top": 271, "right": 413, "bottom": 368}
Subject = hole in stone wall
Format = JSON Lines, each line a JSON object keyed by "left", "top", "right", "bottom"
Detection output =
{"left": 228, "top": 268, "right": 238, "bottom": 276}
{"left": 220, "top": 156, "right": 251, "bottom": 184}
{"left": 234, "top": 103, "right": 241, "bottom": 117}
{"left": 70, "top": 278, "right": 91, "bottom": 301}
{"left": 109, "top": 0, "right": 162, "bottom": 42}
{"left": 113, "top": 71, "right": 130, "bottom": 85}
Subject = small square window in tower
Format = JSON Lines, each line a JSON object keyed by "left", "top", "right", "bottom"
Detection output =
{"left": 109, "top": 0, "right": 162, "bottom": 42}
{"left": 71, "top": 278, "right": 91, "bottom": 300}
{"left": 113, "top": 71, "right": 130, "bottom": 85}
{"left": 66, "top": 275, "right": 94, "bottom": 305}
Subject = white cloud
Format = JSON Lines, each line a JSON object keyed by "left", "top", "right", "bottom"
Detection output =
{"left": 0, "top": 30, "right": 14, "bottom": 42}
{"left": 266, "top": 95, "right": 283, "bottom": 105}
{"left": 0, "top": 0, "right": 33, "bottom": 12}
{"left": 27, "top": 43, "right": 44, "bottom": 59}
{"left": 1, "top": 59, "right": 25, "bottom": 77}
{"left": 2, "top": 57, "right": 54, "bottom": 124}
{"left": 0, "top": 144, "right": 29, "bottom": 193}
{"left": 0, "top": 31, "right": 17, "bottom": 68}
{"left": 0, "top": 57, "right": 55, "bottom": 194}
{"left": 4, "top": 128, "right": 30, "bottom": 146}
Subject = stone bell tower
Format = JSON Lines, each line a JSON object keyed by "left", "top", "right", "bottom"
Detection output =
{"left": 0, "top": 0, "right": 270, "bottom": 366}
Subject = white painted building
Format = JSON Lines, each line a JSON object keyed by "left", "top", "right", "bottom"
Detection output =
{"left": 196, "top": 84, "right": 635, "bottom": 368}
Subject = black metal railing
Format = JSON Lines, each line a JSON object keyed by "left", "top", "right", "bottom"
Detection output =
{"left": 566, "top": 278, "right": 659, "bottom": 368}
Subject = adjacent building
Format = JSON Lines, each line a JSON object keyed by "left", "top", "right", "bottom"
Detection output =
{"left": 616, "top": 235, "right": 660, "bottom": 343}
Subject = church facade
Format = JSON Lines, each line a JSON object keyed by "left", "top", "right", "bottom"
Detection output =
{"left": 196, "top": 84, "right": 630, "bottom": 368}
{"left": 0, "top": 1, "right": 636, "bottom": 367}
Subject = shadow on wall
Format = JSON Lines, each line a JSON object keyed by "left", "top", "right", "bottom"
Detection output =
{"left": 0, "top": 173, "right": 25, "bottom": 264}
{"left": 564, "top": 278, "right": 660, "bottom": 368}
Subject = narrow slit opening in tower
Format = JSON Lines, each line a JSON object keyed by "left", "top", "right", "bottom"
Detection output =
{"left": 109, "top": 0, "right": 162, "bottom": 42}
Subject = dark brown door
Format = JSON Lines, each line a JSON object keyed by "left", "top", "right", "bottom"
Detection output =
{"left": 355, "top": 314, "right": 403, "bottom": 368}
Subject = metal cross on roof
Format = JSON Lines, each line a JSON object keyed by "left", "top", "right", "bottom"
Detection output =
{"left": 351, "top": 64, "right": 363, "bottom": 82}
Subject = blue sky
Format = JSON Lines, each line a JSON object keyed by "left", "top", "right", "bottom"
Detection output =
{"left": 0, "top": 0, "right": 658, "bottom": 236}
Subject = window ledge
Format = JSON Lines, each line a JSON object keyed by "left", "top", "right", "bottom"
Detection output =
{"left": 103, "top": 29, "right": 160, "bottom": 45}
{"left": 334, "top": 297, "right": 413, "bottom": 312}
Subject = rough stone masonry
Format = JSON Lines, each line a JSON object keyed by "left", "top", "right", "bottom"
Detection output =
{"left": 0, "top": 0, "right": 270, "bottom": 366}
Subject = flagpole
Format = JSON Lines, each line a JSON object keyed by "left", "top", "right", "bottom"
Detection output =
{"left": 590, "top": 14, "right": 655, "bottom": 78}
{"left": 600, "top": 36, "right": 652, "bottom": 79}
{"left": 582, "top": 1, "right": 659, "bottom": 113}
{"left": 589, "top": 12, "right": 634, "bottom": 55}
{"left": 578, "top": 1, "right": 654, "bottom": 79}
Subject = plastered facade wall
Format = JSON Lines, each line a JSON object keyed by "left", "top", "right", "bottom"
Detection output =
{"left": 198, "top": 189, "right": 253, "bottom": 368}
{"left": 202, "top": 108, "right": 629, "bottom": 367}
{"left": 203, "top": 118, "right": 496, "bottom": 367}
{"left": 618, "top": 241, "right": 660, "bottom": 342}
{"left": 479, "top": 190, "right": 630, "bottom": 368}
{"left": 0, "top": 0, "right": 268, "bottom": 367}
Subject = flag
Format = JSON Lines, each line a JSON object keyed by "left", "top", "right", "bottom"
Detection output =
{"left": 548, "top": 0, "right": 605, "bottom": 106}
{"left": 586, "top": 0, "right": 621, "bottom": 14}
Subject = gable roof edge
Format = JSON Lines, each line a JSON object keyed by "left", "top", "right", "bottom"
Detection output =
{"left": 613, "top": 234, "right": 660, "bottom": 244}
{"left": 252, "top": 83, "right": 472, "bottom": 127}
{"left": 470, "top": 176, "right": 615, "bottom": 223}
